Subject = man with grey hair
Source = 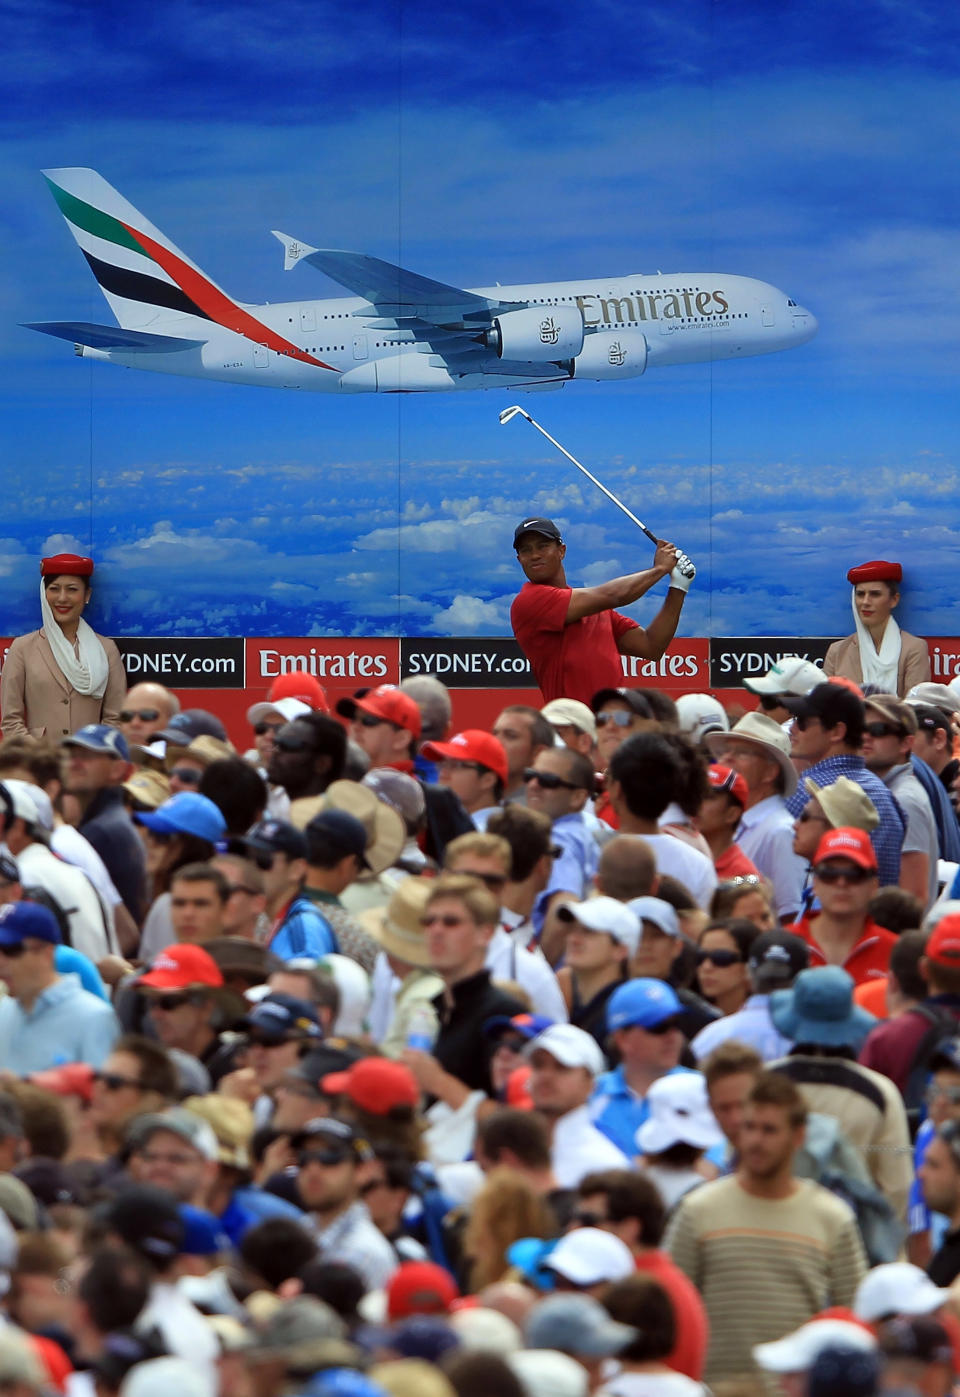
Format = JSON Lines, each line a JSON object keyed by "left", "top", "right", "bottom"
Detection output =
{"left": 119, "top": 682, "right": 181, "bottom": 749}
{"left": 401, "top": 674, "right": 452, "bottom": 780}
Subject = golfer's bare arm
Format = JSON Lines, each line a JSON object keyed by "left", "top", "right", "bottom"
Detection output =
{"left": 564, "top": 540, "right": 678, "bottom": 624}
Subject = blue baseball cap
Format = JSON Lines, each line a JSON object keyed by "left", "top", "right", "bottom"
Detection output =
{"left": 63, "top": 724, "right": 130, "bottom": 760}
{"left": 135, "top": 792, "right": 227, "bottom": 843}
{"left": 241, "top": 992, "right": 322, "bottom": 1042}
{"left": 606, "top": 977, "right": 682, "bottom": 1033}
{"left": 483, "top": 1012, "right": 555, "bottom": 1040}
{"left": 0, "top": 901, "right": 61, "bottom": 947}
{"left": 178, "top": 1204, "right": 231, "bottom": 1256}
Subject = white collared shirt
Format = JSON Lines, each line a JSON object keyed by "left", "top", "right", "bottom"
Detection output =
{"left": 551, "top": 1103, "right": 631, "bottom": 1188}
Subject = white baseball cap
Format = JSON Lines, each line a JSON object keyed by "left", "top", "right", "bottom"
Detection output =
{"left": 907, "top": 682, "right": 960, "bottom": 715}
{"left": 743, "top": 655, "right": 828, "bottom": 698}
{"left": 754, "top": 1318, "right": 877, "bottom": 1373}
{"left": 636, "top": 1071, "right": 724, "bottom": 1155}
{"left": 853, "top": 1262, "right": 952, "bottom": 1322}
{"left": 0, "top": 779, "right": 51, "bottom": 832}
{"left": 245, "top": 696, "right": 312, "bottom": 726}
{"left": 526, "top": 1024, "right": 606, "bottom": 1076}
{"left": 675, "top": 693, "right": 729, "bottom": 740}
{"left": 541, "top": 699, "right": 598, "bottom": 742}
{"left": 556, "top": 896, "right": 640, "bottom": 957}
{"left": 627, "top": 896, "right": 681, "bottom": 940}
{"left": 507, "top": 1350, "right": 588, "bottom": 1397}
{"left": 542, "top": 1228, "right": 635, "bottom": 1286}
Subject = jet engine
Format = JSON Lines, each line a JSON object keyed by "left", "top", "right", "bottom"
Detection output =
{"left": 484, "top": 306, "right": 584, "bottom": 361}
{"left": 572, "top": 331, "right": 647, "bottom": 379}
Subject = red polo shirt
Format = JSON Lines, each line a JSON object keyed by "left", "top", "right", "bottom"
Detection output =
{"left": 786, "top": 912, "right": 898, "bottom": 987}
{"left": 510, "top": 581, "right": 638, "bottom": 704}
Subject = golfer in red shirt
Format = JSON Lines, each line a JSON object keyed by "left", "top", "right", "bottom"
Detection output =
{"left": 510, "top": 517, "right": 693, "bottom": 704}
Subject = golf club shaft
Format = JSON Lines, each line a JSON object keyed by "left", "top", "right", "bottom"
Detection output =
{"left": 502, "top": 408, "right": 659, "bottom": 544}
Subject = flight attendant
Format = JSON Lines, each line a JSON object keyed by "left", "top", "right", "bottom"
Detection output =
{"left": 823, "top": 560, "right": 929, "bottom": 698}
{"left": 0, "top": 553, "right": 126, "bottom": 739}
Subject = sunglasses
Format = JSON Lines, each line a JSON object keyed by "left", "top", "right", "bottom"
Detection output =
{"left": 246, "top": 1033, "right": 294, "bottom": 1049}
{"left": 798, "top": 809, "right": 828, "bottom": 824}
{"left": 357, "top": 712, "right": 392, "bottom": 729}
{"left": 0, "top": 943, "right": 27, "bottom": 959}
{"left": 119, "top": 708, "right": 161, "bottom": 723}
{"left": 146, "top": 992, "right": 198, "bottom": 1012}
{"left": 440, "top": 759, "right": 486, "bottom": 775}
{"left": 298, "top": 1148, "right": 352, "bottom": 1168}
{"left": 813, "top": 863, "right": 875, "bottom": 884}
{"left": 274, "top": 733, "right": 313, "bottom": 753}
{"left": 457, "top": 869, "right": 506, "bottom": 889}
{"left": 523, "top": 768, "right": 583, "bottom": 792}
{"left": 359, "top": 1178, "right": 386, "bottom": 1196}
{"left": 253, "top": 721, "right": 284, "bottom": 736}
{"left": 696, "top": 948, "right": 743, "bottom": 968}
{"left": 864, "top": 720, "right": 903, "bottom": 739}
{"left": 571, "top": 1208, "right": 606, "bottom": 1227}
{"left": 758, "top": 695, "right": 784, "bottom": 711}
{"left": 643, "top": 1016, "right": 681, "bottom": 1036}
{"left": 95, "top": 1071, "right": 141, "bottom": 1092}
{"left": 596, "top": 711, "right": 634, "bottom": 728}
{"left": 792, "top": 714, "right": 822, "bottom": 731}
{"left": 169, "top": 767, "right": 202, "bottom": 785}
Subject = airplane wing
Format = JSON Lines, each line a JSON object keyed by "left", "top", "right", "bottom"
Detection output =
{"left": 272, "top": 234, "right": 517, "bottom": 319}
{"left": 25, "top": 321, "right": 207, "bottom": 353}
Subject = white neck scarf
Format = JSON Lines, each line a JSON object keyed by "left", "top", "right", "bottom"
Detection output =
{"left": 852, "top": 589, "right": 901, "bottom": 691}
{"left": 39, "top": 579, "right": 110, "bottom": 698}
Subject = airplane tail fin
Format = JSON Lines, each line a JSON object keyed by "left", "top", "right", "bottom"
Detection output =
{"left": 43, "top": 168, "right": 239, "bottom": 333}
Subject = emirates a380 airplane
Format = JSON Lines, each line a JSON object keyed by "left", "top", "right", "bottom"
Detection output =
{"left": 27, "top": 168, "right": 817, "bottom": 395}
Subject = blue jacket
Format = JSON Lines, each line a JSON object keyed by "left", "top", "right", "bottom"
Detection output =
{"left": 269, "top": 895, "right": 338, "bottom": 961}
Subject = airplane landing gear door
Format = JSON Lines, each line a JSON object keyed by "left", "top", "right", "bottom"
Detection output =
{"left": 254, "top": 344, "right": 268, "bottom": 368}
{"left": 353, "top": 335, "right": 368, "bottom": 360}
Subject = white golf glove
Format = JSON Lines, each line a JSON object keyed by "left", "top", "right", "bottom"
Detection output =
{"left": 670, "top": 552, "right": 696, "bottom": 593}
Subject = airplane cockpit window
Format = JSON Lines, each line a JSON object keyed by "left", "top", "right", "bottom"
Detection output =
{"left": 787, "top": 298, "right": 797, "bottom": 306}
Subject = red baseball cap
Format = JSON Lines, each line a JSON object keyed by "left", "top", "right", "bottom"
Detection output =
{"left": 40, "top": 553, "right": 93, "bottom": 577}
{"left": 505, "top": 1063, "right": 533, "bottom": 1108}
{"left": 847, "top": 560, "right": 902, "bottom": 585}
{"left": 386, "top": 1261, "right": 459, "bottom": 1320}
{"left": 29, "top": 1062, "right": 95, "bottom": 1105}
{"left": 321, "top": 1057, "right": 420, "bottom": 1114}
{"left": 927, "top": 915, "right": 960, "bottom": 968}
{"left": 267, "top": 672, "right": 329, "bottom": 712}
{"left": 813, "top": 826, "right": 878, "bottom": 872}
{"left": 139, "top": 944, "right": 224, "bottom": 990}
{"left": 707, "top": 763, "right": 749, "bottom": 809}
{"left": 336, "top": 685, "right": 422, "bottom": 739}
{"left": 420, "top": 729, "right": 509, "bottom": 786}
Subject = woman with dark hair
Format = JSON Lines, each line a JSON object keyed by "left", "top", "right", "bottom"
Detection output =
{"left": 602, "top": 1273, "right": 709, "bottom": 1395}
{"left": 0, "top": 553, "right": 125, "bottom": 739}
{"left": 134, "top": 793, "right": 227, "bottom": 959}
{"left": 694, "top": 918, "right": 758, "bottom": 1017}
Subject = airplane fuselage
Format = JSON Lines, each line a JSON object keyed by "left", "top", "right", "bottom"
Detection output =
{"left": 76, "top": 270, "right": 816, "bottom": 393}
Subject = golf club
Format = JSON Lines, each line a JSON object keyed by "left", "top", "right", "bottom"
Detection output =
{"left": 498, "top": 405, "right": 659, "bottom": 544}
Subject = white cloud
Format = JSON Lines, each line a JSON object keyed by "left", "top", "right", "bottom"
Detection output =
{"left": 431, "top": 595, "right": 511, "bottom": 634}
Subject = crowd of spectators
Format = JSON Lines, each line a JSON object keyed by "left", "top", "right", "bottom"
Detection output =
{"left": 0, "top": 644, "right": 959, "bottom": 1397}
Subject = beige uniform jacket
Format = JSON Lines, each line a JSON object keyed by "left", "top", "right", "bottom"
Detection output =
{"left": 822, "top": 631, "right": 930, "bottom": 697}
{"left": 0, "top": 628, "right": 126, "bottom": 740}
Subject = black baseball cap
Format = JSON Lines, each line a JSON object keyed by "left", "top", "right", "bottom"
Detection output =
{"left": 157, "top": 708, "right": 228, "bottom": 747}
{"left": 248, "top": 818, "right": 308, "bottom": 862}
{"left": 748, "top": 930, "right": 810, "bottom": 990}
{"left": 781, "top": 683, "right": 865, "bottom": 731}
{"left": 291, "top": 1116, "right": 374, "bottom": 1161}
{"left": 590, "top": 687, "right": 655, "bottom": 719}
{"left": 514, "top": 517, "right": 562, "bottom": 547}
{"left": 305, "top": 810, "right": 371, "bottom": 868}
{"left": 98, "top": 1184, "right": 185, "bottom": 1262}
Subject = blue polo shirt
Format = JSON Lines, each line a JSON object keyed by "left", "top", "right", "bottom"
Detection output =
{"left": 590, "top": 1063, "right": 695, "bottom": 1158}
{"left": 0, "top": 973, "right": 119, "bottom": 1073}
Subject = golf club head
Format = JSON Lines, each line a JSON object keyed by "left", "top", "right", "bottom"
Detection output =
{"left": 498, "top": 405, "right": 528, "bottom": 425}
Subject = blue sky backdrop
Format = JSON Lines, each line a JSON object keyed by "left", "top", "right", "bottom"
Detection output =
{"left": 3, "top": 0, "right": 959, "bottom": 640}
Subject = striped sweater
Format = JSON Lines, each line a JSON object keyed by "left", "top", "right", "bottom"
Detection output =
{"left": 665, "top": 1175, "right": 867, "bottom": 1384}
